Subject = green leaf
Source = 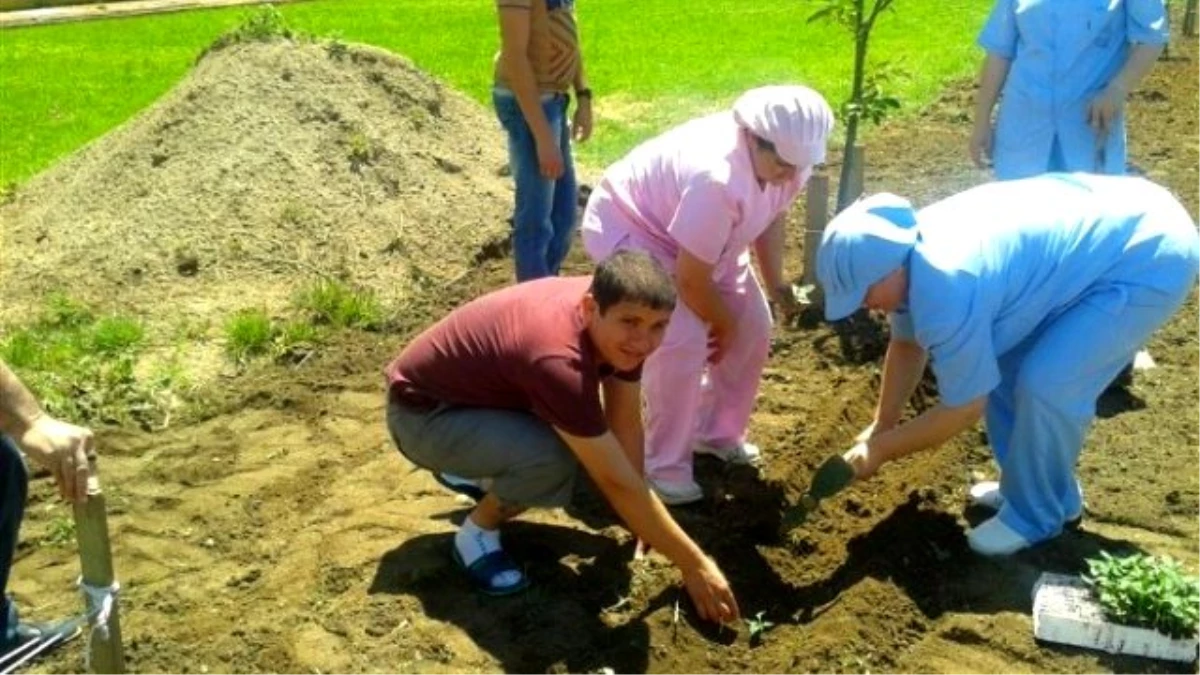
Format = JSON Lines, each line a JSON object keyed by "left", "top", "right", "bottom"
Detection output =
{"left": 807, "top": 5, "right": 838, "bottom": 24}
{"left": 1084, "top": 552, "right": 1200, "bottom": 638}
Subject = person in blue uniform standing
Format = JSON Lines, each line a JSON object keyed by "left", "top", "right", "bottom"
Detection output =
{"left": 969, "top": 0, "right": 1168, "bottom": 178}
{"left": 816, "top": 174, "right": 1199, "bottom": 555}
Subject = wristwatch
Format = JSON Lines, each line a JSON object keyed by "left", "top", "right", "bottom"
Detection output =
{"left": 575, "top": 88, "right": 593, "bottom": 101}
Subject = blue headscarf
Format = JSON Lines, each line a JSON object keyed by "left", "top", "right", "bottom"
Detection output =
{"left": 816, "top": 193, "right": 919, "bottom": 321}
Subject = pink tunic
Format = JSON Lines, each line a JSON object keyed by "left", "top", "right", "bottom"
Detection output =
{"left": 582, "top": 112, "right": 806, "bottom": 284}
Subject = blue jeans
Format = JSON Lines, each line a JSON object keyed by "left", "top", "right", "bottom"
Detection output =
{"left": 0, "top": 436, "right": 28, "bottom": 643}
{"left": 492, "top": 89, "right": 577, "bottom": 281}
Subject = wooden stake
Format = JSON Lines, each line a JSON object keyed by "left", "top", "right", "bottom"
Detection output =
{"left": 802, "top": 172, "right": 830, "bottom": 288}
{"left": 72, "top": 460, "right": 125, "bottom": 674}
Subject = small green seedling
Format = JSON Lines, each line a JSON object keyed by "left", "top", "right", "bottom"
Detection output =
{"left": 1084, "top": 551, "right": 1200, "bottom": 640}
{"left": 45, "top": 514, "right": 76, "bottom": 547}
{"left": 746, "top": 610, "right": 775, "bottom": 646}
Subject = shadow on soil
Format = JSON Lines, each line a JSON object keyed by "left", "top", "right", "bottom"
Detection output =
{"left": 369, "top": 522, "right": 650, "bottom": 673}
{"left": 369, "top": 458, "right": 1156, "bottom": 673}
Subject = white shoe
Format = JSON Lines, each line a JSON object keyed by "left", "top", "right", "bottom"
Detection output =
{"left": 649, "top": 477, "right": 704, "bottom": 505}
{"left": 694, "top": 441, "right": 762, "bottom": 465}
{"left": 967, "top": 515, "right": 1033, "bottom": 556}
{"left": 968, "top": 481, "right": 1005, "bottom": 510}
{"left": 968, "top": 480, "right": 1083, "bottom": 523}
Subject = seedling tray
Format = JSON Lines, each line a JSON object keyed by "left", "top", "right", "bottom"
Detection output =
{"left": 1032, "top": 572, "right": 1199, "bottom": 663}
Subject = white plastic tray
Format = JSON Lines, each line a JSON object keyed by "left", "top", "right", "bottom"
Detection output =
{"left": 1032, "top": 572, "right": 1199, "bottom": 663}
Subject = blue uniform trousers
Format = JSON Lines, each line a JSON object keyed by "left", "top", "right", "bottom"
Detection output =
{"left": 985, "top": 281, "right": 1191, "bottom": 542}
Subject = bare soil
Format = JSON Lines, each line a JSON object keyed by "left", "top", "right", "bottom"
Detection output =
{"left": 3, "top": 25, "right": 1196, "bottom": 675}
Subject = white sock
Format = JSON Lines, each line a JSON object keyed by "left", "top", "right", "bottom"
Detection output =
{"left": 455, "top": 518, "right": 522, "bottom": 588}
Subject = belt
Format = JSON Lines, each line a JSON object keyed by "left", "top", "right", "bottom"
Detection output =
{"left": 492, "top": 86, "right": 568, "bottom": 103}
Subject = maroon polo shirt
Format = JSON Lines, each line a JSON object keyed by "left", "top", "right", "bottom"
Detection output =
{"left": 386, "top": 276, "right": 640, "bottom": 438}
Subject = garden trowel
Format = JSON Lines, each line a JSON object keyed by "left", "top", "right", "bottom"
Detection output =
{"left": 780, "top": 454, "right": 857, "bottom": 534}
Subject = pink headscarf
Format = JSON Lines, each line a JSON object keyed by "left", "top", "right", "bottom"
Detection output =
{"left": 732, "top": 85, "right": 835, "bottom": 167}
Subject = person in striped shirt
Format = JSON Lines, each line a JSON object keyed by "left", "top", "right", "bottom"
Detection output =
{"left": 492, "top": 0, "right": 593, "bottom": 281}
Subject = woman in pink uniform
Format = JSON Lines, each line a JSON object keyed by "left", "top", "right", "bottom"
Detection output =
{"left": 580, "top": 85, "right": 834, "bottom": 504}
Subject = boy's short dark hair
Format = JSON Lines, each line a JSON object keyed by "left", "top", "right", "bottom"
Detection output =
{"left": 590, "top": 250, "right": 676, "bottom": 314}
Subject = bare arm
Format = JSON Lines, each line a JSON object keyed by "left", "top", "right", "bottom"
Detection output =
{"left": 0, "top": 360, "right": 42, "bottom": 439}
{"left": 496, "top": 6, "right": 563, "bottom": 177}
{"left": 969, "top": 53, "right": 1012, "bottom": 168}
{"left": 869, "top": 338, "right": 928, "bottom": 434}
{"left": 676, "top": 249, "right": 735, "bottom": 362}
{"left": 1088, "top": 43, "right": 1165, "bottom": 137}
{"left": 602, "top": 377, "right": 643, "bottom": 478}
{"left": 753, "top": 216, "right": 789, "bottom": 297}
{"left": 555, "top": 427, "right": 739, "bottom": 622}
{"left": 675, "top": 250, "right": 730, "bottom": 326}
{"left": 1108, "top": 42, "right": 1165, "bottom": 98}
{"left": 754, "top": 216, "right": 802, "bottom": 321}
{"left": 0, "top": 360, "right": 93, "bottom": 502}
{"left": 571, "top": 44, "right": 593, "bottom": 142}
{"left": 846, "top": 396, "right": 986, "bottom": 479}
{"left": 573, "top": 48, "right": 590, "bottom": 95}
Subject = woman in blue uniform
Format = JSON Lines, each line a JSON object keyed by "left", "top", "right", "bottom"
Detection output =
{"left": 816, "top": 174, "right": 1198, "bottom": 555}
{"left": 969, "top": 0, "right": 1168, "bottom": 178}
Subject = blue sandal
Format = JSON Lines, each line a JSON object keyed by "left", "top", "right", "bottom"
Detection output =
{"left": 451, "top": 546, "right": 530, "bottom": 597}
{"left": 433, "top": 472, "right": 486, "bottom": 503}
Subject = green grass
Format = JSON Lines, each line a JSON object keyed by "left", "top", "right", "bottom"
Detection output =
{"left": 0, "top": 0, "right": 993, "bottom": 186}
{"left": 276, "top": 319, "right": 323, "bottom": 359}
{"left": 223, "top": 307, "right": 275, "bottom": 361}
{"left": 293, "top": 278, "right": 383, "bottom": 330}
{"left": 222, "top": 279, "right": 381, "bottom": 365}
{"left": 0, "top": 295, "right": 177, "bottom": 428}
{"left": 44, "top": 513, "right": 76, "bottom": 547}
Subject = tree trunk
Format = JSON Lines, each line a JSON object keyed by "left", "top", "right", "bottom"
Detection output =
{"left": 837, "top": 15, "right": 869, "bottom": 212}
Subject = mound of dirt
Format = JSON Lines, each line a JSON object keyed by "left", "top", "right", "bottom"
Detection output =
{"left": 0, "top": 37, "right": 512, "bottom": 323}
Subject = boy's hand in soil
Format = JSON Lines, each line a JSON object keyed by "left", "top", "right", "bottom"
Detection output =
{"left": 681, "top": 556, "right": 739, "bottom": 623}
{"left": 842, "top": 442, "right": 881, "bottom": 480}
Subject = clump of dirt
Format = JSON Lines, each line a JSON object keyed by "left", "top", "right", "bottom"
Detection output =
{"left": 0, "top": 37, "right": 512, "bottom": 324}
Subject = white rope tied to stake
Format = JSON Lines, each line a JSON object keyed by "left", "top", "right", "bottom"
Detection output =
{"left": 78, "top": 577, "right": 119, "bottom": 640}
{"left": 78, "top": 576, "right": 120, "bottom": 671}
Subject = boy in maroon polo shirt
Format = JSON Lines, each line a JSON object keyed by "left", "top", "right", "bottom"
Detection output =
{"left": 385, "top": 250, "right": 738, "bottom": 624}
